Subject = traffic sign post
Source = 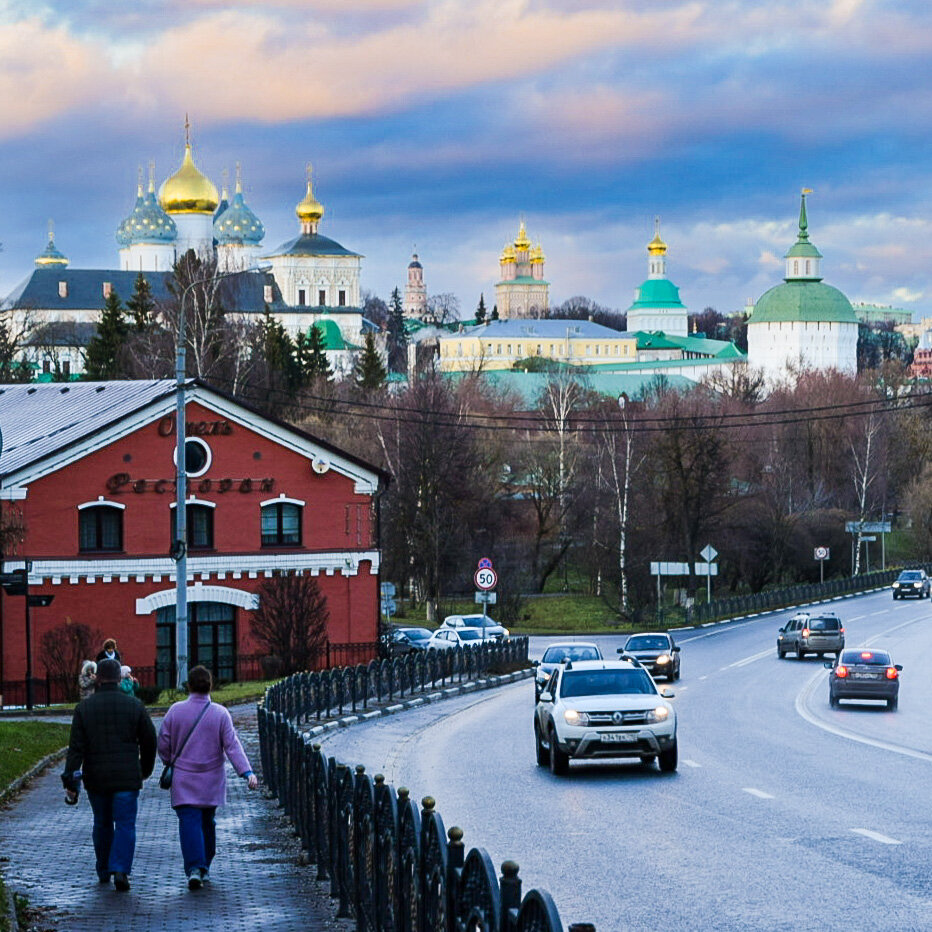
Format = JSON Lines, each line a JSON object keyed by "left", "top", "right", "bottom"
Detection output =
{"left": 814, "top": 546, "right": 830, "bottom": 583}
{"left": 700, "top": 544, "right": 718, "bottom": 605}
{"left": 473, "top": 560, "right": 497, "bottom": 638}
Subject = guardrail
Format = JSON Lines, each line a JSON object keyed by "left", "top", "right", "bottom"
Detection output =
{"left": 258, "top": 638, "right": 593, "bottom": 931}
{"left": 684, "top": 568, "right": 919, "bottom": 626}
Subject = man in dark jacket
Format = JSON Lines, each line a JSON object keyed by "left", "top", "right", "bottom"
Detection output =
{"left": 63, "top": 658, "right": 156, "bottom": 891}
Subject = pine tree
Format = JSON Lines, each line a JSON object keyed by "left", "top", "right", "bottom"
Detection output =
{"left": 84, "top": 290, "right": 129, "bottom": 380}
{"left": 355, "top": 332, "right": 387, "bottom": 390}
{"left": 475, "top": 293, "right": 487, "bottom": 324}
{"left": 491, "top": 304, "right": 499, "bottom": 321}
{"left": 259, "top": 310, "right": 301, "bottom": 392}
{"left": 303, "top": 324, "right": 333, "bottom": 382}
{"left": 127, "top": 273, "right": 156, "bottom": 331}
{"left": 387, "top": 287, "right": 407, "bottom": 372}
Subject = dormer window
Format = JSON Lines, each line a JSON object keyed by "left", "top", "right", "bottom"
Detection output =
{"left": 103, "top": 282, "right": 112, "bottom": 298}
{"left": 59, "top": 281, "right": 68, "bottom": 298}
{"left": 264, "top": 285, "right": 273, "bottom": 303}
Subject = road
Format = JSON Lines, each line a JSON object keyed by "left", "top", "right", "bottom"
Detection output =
{"left": 317, "top": 590, "right": 932, "bottom": 931}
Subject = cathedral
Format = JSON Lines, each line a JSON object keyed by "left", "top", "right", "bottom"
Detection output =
{"left": 2, "top": 125, "right": 371, "bottom": 378}
{"left": 494, "top": 221, "right": 549, "bottom": 318}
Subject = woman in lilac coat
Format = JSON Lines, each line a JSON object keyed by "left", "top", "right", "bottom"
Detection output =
{"left": 157, "top": 665, "right": 259, "bottom": 890}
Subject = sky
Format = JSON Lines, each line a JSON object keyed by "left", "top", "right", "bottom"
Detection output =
{"left": 2, "top": 0, "right": 932, "bottom": 319}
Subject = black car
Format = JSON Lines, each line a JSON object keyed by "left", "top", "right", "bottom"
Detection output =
{"left": 618, "top": 632, "right": 681, "bottom": 681}
{"left": 826, "top": 648, "right": 902, "bottom": 709}
{"left": 892, "top": 569, "right": 930, "bottom": 599}
{"left": 390, "top": 627, "right": 433, "bottom": 655}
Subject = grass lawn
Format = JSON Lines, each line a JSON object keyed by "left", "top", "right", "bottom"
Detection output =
{"left": 151, "top": 678, "right": 279, "bottom": 708}
{"left": 0, "top": 721, "right": 71, "bottom": 790}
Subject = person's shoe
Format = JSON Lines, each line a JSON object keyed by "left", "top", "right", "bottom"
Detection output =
{"left": 187, "top": 871, "right": 203, "bottom": 891}
{"left": 97, "top": 872, "right": 111, "bottom": 885}
{"left": 112, "top": 872, "right": 130, "bottom": 892}
{"left": 199, "top": 869, "right": 210, "bottom": 884}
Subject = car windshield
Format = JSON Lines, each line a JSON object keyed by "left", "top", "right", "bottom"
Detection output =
{"left": 402, "top": 629, "right": 432, "bottom": 641}
{"left": 840, "top": 650, "right": 891, "bottom": 666}
{"left": 560, "top": 669, "right": 656, "bottom": 697}
{"left": 542, "top": 645, "right": 600, "bottom": 663}
{"left": 456, "top": 616, "right": 496, "bottom": 627}
{"left": 809, "top": 617, "right": 840, "bottom": 631}
{"left": 458, "top": 629, "right": 484, "bottom": 641}
{"left": 898, "top": 572, "right": 922, "bottom": 580}
{"left": 625, "top": 636, "right": 669, "bottom": 651}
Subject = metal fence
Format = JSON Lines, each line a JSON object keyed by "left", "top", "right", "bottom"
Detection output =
{"left": 685, "top": 567, "right": 915, "bottom": 626}
{"left": 258, "top": 638, "right": 592, "bottom": 931}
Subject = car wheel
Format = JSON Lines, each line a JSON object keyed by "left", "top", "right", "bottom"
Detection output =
{"left": 658, "top": 739, "right": 678, "bottom": 773}
{"left": 887, "top": 697, "right": 898, "bottom": 711}
{"left": 797, "top": 647, "right": 806, "bottom": 660}
{"left": 548, "top": 726, "right": 569, "bottom": 776}
{"left": 777, "top": 646, "right": 786, "bottom": 658}
{"left": 534, "top": 720, "right": 549, "bottom": 767}
{"left": 829, "top": 692, "right": 838, "bottom": 708}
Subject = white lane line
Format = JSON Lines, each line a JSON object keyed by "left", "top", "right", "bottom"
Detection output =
{"left": 851, "top": 828, "right": 902, "bottom": 846}
{"left": 743, "top": 787, "right": 774, "bottom": 799}
{"left": 698, "top": 675, "right": 708, "bottom": 680}
{"left": 848, "top": 615, "right": 865, "bottom": 621}
{"left": 726, "top": 647, "right": 773, "bottom": 669}
{"left": 682, "top": 759, "right": 701, "bottom": 768}
{"left": 870, "top": 611, "right": 886, "bottom": 616}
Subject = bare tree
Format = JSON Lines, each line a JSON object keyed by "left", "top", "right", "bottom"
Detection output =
{"left": 427, "top": 293, "right": 460, "bottom": 326}
{"left": 40, "top": 620, "right": 103, "bottom": 700}
{"left": 250, "top": 572, "right": 330, "bottom": 675}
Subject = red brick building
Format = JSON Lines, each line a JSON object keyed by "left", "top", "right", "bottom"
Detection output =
{"left": 0, "top": 380, "right": 386, "bottom": 698}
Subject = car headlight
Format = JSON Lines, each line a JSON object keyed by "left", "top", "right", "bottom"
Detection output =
{"left": 645, "top": 706, "right": 670, "bottom": 723}
{"left": 564, "top": 709, "right": 589, "bottom": 726}
{"left": 915, "top": 583, "right": 923, "bottom": 588}
{"left": 656, "top": 654, "right": 671, "bottom": 665}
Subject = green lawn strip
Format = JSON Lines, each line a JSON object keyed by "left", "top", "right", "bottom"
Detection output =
{"left": 0, "top": 721, "right": 71, "bottom": 789}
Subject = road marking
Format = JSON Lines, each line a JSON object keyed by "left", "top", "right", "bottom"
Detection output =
{"left": 851, "top": 828, "right": 902, "bottom": 846}
{"left": 870, "top": 610, "right": 886, "bottom": 616}
{"left": 726, "top": 648, "right": 773, "bottom": 669}
{"left": 848, "top": 615, "right": 865, "bottom": 621}
{"left": 743, "top": 787, "right": 774, "bottom": 799}
{"left": 698, "top": 675, "right": 708, "bottom": 680}
{"left": 682, "top": 759, "right": 701, "bottom": 768}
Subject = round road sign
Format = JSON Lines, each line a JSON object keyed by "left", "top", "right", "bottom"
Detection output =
{"left": 814, "top": 546, "right": 829, "bottom": 560}
{"left": 474, "top": 567, "right": 497, "bottom": 590}
{"left": 477, "top": 557, "right": 493, "bottom": 570}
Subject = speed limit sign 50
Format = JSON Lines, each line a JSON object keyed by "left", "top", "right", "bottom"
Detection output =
{"left": 474, "top": 567, "right": 497, "bottom": 590}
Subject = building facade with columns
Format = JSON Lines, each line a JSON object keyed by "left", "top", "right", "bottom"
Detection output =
{"left": 0, "top": 380, "right": 386, "bottom": 697}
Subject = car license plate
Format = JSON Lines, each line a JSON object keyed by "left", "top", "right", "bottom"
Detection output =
{"left": 602, "top": 733, "right": 636, "bottom": 743}
{"left": 851, "top": 672, "right": 880, "bottom": 679}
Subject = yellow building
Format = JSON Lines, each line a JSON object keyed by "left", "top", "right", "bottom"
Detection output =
{"left": 438, "top": 319, "right": 637, "bottom": 372}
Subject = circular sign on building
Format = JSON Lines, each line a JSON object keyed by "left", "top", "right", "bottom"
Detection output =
{"left": 474, "top": 567, "right": 497, "bottom": 591}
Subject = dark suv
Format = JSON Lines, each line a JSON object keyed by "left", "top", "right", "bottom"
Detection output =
{"left": 777, "top": 612, "right": 845, "bottom": 659}
{"left": 892, "top": 569, "right": 930, "bottom": 599}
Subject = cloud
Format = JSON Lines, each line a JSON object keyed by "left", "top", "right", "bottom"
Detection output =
{"left": 893, "top": 287, "right": 923, "bottom": 304}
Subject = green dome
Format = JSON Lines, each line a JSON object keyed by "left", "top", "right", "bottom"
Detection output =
{"left": 750, "top": 280, "right": 857, "bottom": 325}
{"left": 628, "top": 278, "right": 685, "bottom": 310}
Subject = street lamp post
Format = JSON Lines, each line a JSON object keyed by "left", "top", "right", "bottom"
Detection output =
{"left": 173, "top": 263, "right": 271, "bottom": 690}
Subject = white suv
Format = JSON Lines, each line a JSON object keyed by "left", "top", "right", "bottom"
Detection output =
{"left": 534, "top": 659, "right": 677, "bottom": 775}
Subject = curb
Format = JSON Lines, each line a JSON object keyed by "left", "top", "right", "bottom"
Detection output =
{"left": 0, "top": 746, "right": 67, "bottom": 807}
{"left": 300, "top": 668, "right": 533, "bottom": 741}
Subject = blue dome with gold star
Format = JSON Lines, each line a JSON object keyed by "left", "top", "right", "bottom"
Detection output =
{"left": 117, "top": 177, "right": 177, "bottom": 246}
{"left": 213, "top": 178, "right": 264, "bottom": 246}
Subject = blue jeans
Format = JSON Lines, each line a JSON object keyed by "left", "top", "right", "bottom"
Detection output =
{"left": 174, "top": 805, "right": 217, "bottom": 877}
{"left": 86, "top": 790, "right": 139, "bottom": 878}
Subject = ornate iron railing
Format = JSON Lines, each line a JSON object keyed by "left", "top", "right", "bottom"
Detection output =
{"left": 259, "top": 639, "right": 592, "bottom": 931}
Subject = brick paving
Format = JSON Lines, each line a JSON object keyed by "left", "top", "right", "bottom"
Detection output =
{"left": 0, "top": 705, "right": 344, "bottom": 931}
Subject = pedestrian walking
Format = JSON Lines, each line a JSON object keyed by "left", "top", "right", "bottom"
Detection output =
{"left": 77, "top": 660, "right": 97, "bottom": 700}
{"left": 61, "top": 658, "right": 157, "bottom": 892}
{"left": 157, "top": 665, "right": 259, "bottom": 890}
{"left": 95, "top": 638, "right": 121, "bottom": 664}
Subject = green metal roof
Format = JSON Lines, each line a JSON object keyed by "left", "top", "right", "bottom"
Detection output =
{"left": 628, "top": 278, "right": 686, "bottom": 311}
{"left": 661, "top": 333, "right": 747, "bottom": 359}
{"left": 312, "top": 318, "right": 347, "bottom": 350}
{"left": 496, "top": 276, "right": 549, "bottom": 286}
{"left": 634, "top": 331, "right": 680, "bottom": 350}
{"left": 749, "top": 280, "right": 857, "bottom": 325}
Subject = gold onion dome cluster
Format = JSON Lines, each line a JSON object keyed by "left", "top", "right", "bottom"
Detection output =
{"left": 513, "top": 221, "right": 532, "bottom": 251}
{"left": 296, "top": 179, "right": 324, "bottom": 224}
{"left": 158, "top": 144, "right": 219, "bottom": 214}
{"left": 500, "top": 243, "right": 517, "bottom": 262}
{"left": 530, "top": 243, "right": 545, "bottom": 264}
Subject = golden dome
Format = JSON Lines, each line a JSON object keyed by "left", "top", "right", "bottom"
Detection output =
{"left": 647, "top": 230, "right": 667, "bottom": 256}
{"left": 500, "top": 243, "right": 516, "bottom": 263}
{"left": 159, "top": 144, "right": 219, "bottom": 214}
{"left": 513, "top": 220, "right": 531, "bottom": 251}
{"left": 530, "top": 242, "right": 545, "bottom": 264}
{"left": 296, "top": 178, "right": 325, "bottom": 225}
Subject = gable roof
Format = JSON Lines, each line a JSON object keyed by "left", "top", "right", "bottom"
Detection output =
{"left": 0, "top": 379, "right": 388, "bottom": 492}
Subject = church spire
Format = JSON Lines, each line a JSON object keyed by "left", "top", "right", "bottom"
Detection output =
{"left": 784, "top": 188, "right": 823, "bottom": 281}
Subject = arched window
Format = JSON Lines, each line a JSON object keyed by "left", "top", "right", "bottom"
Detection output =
{"left": 261, "top": 500, "right": 303, "bottom": 546}
{"left": 78, "top": 504, "right": 123, "bottom": 552}
{"left": 170, "top": 502, "right": 215, "bottom": 550}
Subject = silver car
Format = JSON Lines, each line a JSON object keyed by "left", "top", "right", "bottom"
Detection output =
{"left": 534, "top": 641, "right": 603, "bottom": 701}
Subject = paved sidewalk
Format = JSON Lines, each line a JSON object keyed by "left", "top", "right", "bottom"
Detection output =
{"left": 0, "top": 706, "right": 342, "bottom": 931}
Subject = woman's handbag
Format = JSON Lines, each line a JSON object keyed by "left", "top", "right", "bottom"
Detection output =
{"left": 159, "top": 702, "right": 211, "bottom": 790}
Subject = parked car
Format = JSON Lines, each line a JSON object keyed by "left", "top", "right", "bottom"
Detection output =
{"left": 425, "top": 628, "right": 487, "bottom": 651}
{"left": 534, "top": 641, "right": 603, "bottom": 701}
{"left": 390, "top": 627, "right": 433, "bottom": 655}
{"left": 618, "top": 632, "right": 681, "bottom": 681}
{"left": 892, "top": 569, "right": 930, "bottom": 599}
{"left": 441, "top": 614, "right": 509, "bottom": 640}
{"left": 777, "top": 612, "right": 845, "bottom": 659}
{"left": 826, "top": 648, "right": 902, "bottom": 710}
{"left": 534, "top": 659, "right": 677, "bottom": 775}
